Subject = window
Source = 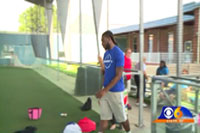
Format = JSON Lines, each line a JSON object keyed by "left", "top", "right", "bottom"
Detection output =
{"left": 115, "top": 37, "right": 127, "bottom": 52}
{"left": 168, "top": 32, "right": 174, "bottom": 63}
{"left": 148, "top": 34, "right": 154, "bottom": 52}
{"left": 184, "top": 41, "right": 192, "bottom": 52}
{"left": 133, "top": 37, "right": 137, "bottom": 52}
{"left": 184, "top": 41, "right": 192, "bottom": 63}
{"left": 168, "top": 33, "right": 174, "bottom": 53}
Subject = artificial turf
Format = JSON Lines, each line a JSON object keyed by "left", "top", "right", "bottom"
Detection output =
{"left": 0, "top": 67, "right": 119, "bottom": 133}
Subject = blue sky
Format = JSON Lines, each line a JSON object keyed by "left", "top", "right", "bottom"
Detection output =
{"left": 0, "top": 0, "right": 199, "bottom": 31}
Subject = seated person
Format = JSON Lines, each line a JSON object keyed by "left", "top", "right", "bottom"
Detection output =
{"left": 158, "top": 69, "right": 191, "bottom": 105}
{"left": 159, "top": 83, "right": 192, "bottom": 104}
{"left": 156, "top": 60, "right": 169, "bottom": 87}
{"left": 156, "top": 60, "right": 169, "bottom": 75}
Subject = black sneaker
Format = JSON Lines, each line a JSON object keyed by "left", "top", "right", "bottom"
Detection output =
{"left": 81, "top": 97, "right": 92, "bottom": 111}
{"left": 127, "top": 104, "right": 132, "bottom": 110}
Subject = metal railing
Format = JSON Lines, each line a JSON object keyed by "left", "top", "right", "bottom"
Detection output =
{"left": 131, "top": 53, "right": 193, "bottom": 64}
{"left": 123, "top": 69, "right": 145, "bottom": 127}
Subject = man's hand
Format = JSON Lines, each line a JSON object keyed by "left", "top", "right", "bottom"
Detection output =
{"left": 98, "top": 55, "right": 105, "bottom": 75}
{"left": 96, "top": 89, "right": 107, "bottom": 99}
{"left": 98, "top": 55, "right": 103, "bottom": 65}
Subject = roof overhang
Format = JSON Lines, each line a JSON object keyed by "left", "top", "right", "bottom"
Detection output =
{"left": 183, "top": 2, "right": 200, "bottom": 14}
{"left": 25, "top": 0, "right": 53, "bottom": 7}
{"left": 111, "top": 15, "right": 194, "bottom": 35}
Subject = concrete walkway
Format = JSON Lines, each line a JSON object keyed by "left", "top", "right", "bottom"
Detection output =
{"left": 128, "top": 97, "right": 151, "bottom": 133}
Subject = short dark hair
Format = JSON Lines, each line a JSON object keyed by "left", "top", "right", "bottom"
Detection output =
{"left": 102, "top": 30, "right": 117, "bottom": 45}
{"left": 160, "top": 60, "right": 166, "bottom": 67}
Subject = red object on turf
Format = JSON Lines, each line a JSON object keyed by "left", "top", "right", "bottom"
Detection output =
{"left": 78, "top": 117, "right": 96, "bottom": 132}
{"left": 28, "top": 107, "right": 42, "bottom": 120}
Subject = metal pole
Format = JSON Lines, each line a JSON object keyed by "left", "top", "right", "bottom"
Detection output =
{"left": 151, "top": 80, "right": 157, "bottom": 133}
{"left": 176, "top": 0, "right": 183, "bottom": 106}
{"left": 37, "top": 5, "right": 39, "bottom": 33}
{"left": 25, "top": 14, "right": 28, "bottom": 44}
{"left": 79, "top": 0, "right": 82, "bottom": 66}
{"left": 195, "top": 90, "right": 199, "bottom": 133}
{"left": 138, "top": 0, "right": 144, "bottom": 127}
{"left": 176, "top": 0, "right": 183, "bottom": 77}
{"left": 91, "top": 0, "right": 100, "bottom": 55}
{"left": 57, "top": 6, "right": 60, "bottom": 81}
{"left": 107, "top": 0, "right": 109, "bottom": 30}
{"left": 44, "top": 0, "right": 52, "bottom": 64}
{"left": 44, "top": 0, "right": 47, "bottom": 33}
{"left": 195, "top": 90, "right": 199, "bottom": 113}
{"left": 197, "top": 8, "right": 200, "bottom": 64}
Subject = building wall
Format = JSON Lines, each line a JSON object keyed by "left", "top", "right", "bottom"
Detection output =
{"left": 115, "top": 23, "right": 194, "bottom": 53}
{"left": 113, "top": 6, "right": 200, "bottom": 63}
{"left": 115, "top": 35, "right": 128, "bottom": 51}
{"left": 128, "top": 32, "right": 139, "bottom": 52}
{"left": 192, "top": 8, "right": 199, "bottom": 63}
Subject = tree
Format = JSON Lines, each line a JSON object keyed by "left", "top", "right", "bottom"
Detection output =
{"left": 19, "top": 5, "right": 58, "bottom": 33}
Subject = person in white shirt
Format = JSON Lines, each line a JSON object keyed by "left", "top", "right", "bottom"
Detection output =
{"left": 134, "top": 57, "right": 148, "bottom": 107}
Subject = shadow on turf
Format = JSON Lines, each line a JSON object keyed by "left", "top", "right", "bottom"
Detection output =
{"left": 14, "top": 126, "right": 37, "bottom": 133}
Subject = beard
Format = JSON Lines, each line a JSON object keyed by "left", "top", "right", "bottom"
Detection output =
{"left": 104, "top": 43, "right": 111, "bottom": 50}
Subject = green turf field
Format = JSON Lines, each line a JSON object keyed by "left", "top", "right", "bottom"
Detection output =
{"left": 0, "top": 67, "right": 119, "bottom": 133}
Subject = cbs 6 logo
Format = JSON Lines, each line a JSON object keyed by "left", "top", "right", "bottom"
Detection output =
{"left": 164, "top": 107, "right": 183, "bottom": 119}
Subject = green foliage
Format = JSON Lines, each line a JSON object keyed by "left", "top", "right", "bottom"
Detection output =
{"left": 18, "top": 5, "right": 58, "bottom": 33}
{"left": 48, "top": 63, "right": 79, "bottom": 77}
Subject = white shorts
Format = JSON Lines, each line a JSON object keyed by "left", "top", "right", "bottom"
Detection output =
{"left": 99, "top": 91, "right": 127, "bottom": 123}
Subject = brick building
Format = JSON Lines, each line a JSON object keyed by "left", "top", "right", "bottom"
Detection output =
{"left": 111, "top": 2, "right": 200, "bottom": 64}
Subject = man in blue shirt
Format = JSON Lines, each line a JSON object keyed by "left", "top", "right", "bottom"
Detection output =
{"left": 96, "top": 30, "right": 131, "bottom": 133}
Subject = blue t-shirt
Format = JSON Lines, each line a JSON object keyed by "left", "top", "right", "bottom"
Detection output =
{"left": 103, "top": 46, "right": 124, "bottom": 92}
{"left": 170, "top": 80, "right": 190, "bottom": 90}
{"left": 156, "top": 67, "right": 169, "bottom": 75}
{"left": 171, "top": 84, "right": 188, "bottom": 90}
